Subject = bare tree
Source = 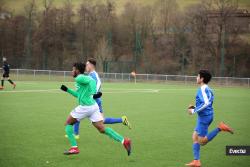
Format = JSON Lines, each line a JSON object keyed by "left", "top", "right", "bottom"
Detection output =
{"left": 0, "top": 0, "right": 249, "bottom": 76}
{"left": 24, "top": 0, "right": 36, "bottom": 68}
{"left": 213, "top": 0, "right": 238, "bottom": 76}
{"left": 186, "top": 0, "right": 239, "bottom": 76}
{"left": 94, "top": 37, "right": 112, "bottom": 71}
{"left": 41, "top": 0, "right": 53, "bottom": 69}
{"left": 155, "top": 0, "right": 179, "bottom": 35}
{"left": 77, "top": 1, "right": 94, "bottom": 61}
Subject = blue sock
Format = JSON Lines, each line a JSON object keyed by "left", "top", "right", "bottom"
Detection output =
{"left": 193, "top": 143, "right": 200, "bottom": 160}
{"left": 207, "top": 128, "right": 221, "bottom": 142}
{"left": 104, "top": 118, "right": 123, "bottom": 124}
{"left": 73, "top": 121, "right": 80, "bottom": 135}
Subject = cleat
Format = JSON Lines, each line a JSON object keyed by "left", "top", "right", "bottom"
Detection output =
{"left": 218, "top": 122, "right": 234, "bottom": 134}
{"left": 123, "top": 138, "right": 132, "bottom": 156}
{"left": 185, "top": 160, "right": 201, "bottom": 167}
{"left": 13, "top": 83, "right": 16, "bottom": 89}
{"left": 0, "top": 86, "right": 3, "bottom": 90}
{"left": 64, "top": 134, "right": 80, "bottom": 140}
{"left": 63, "top": 147, "right": 80, "bottom": 155}
{"left": 74, "top": 135, "right": 80, "bottom": 140}
{"left": 122, "top": 116, "right": 132, "bottom": 129}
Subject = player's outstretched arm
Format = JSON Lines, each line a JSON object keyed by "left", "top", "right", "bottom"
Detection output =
{"left": 93, "top": 92, "right": 102, "bottom": 99}
{"left": 60, "top": 85, "right": 78, "bottom": 98}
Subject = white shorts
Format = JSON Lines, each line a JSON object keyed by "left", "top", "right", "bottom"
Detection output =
{"left": 70, "top": 104, "right": 103, "bottom": 122}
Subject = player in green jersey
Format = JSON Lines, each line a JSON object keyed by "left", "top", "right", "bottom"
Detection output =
{"left": 60, "top": 62, "right": 131, "bottom": 155}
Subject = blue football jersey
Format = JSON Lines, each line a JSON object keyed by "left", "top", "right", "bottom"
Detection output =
{"left": 194, "top": 84, "right": 214, "bottom": 116}
{"left": 89, "top": 71, "right": 101, "bottom": 93}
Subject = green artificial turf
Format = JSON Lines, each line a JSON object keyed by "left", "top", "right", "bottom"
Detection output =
{"left": 0, "top": 81, "right": 249, "bottom": 167}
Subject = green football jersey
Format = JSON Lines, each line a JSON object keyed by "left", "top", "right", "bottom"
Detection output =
{"left": 67, "top": 74, "right": 96, "bottom": 106}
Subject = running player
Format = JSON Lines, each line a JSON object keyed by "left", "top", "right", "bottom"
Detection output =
{"left": 72, "top": 58, "right": 131, "bottom": 139}
{"left": 61, "top": 62, "right": 131, "bottom": 155}
{"left": 185, "top": 70, "right": 234, "bottom": 167}
{"left": 0, "top": 57, "right": 16, "bottom": 90}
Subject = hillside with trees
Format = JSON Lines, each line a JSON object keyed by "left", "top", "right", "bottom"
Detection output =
{"left": 0, "top": 0, "right": 250, "bottom": 77}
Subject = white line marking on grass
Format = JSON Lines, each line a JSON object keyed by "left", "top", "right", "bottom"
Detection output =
{"left": 102, "top": 88, "right": 159, "bottom": 93}
{"left": 0, "top": 88, "right": 159, "bottom": 94}
{"left": 0, "top": 89, "right": 59, "bottom": 93}
{"left": 1, "top": 88, "right": 213, "bottom": 94}
{"left": 158, "top": 88, "right": 195, "bottom": 90}
{"left": 103, "top": 88, "right": 156, "bottom": 90}
{"left": 104, "top": 89, "right": 159, "bottom": 93}
{"left": 16, "top": 82, "right": 40, "bottom": 85}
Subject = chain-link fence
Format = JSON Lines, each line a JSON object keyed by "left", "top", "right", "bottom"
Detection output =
{"left": 1, "top": 69, "right": 249, "bottom": 87}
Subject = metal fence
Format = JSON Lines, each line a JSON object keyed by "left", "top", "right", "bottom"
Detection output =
{"left": 1, "top": 68, "right": 249, "bottom": 87}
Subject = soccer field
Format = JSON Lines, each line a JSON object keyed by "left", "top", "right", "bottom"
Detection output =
{"left": 0, "top": 81, "right": 249, "bottom": 167}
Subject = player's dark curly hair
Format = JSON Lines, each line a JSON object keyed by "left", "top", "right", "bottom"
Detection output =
{"left": 199, "top": 69, "right": 212, "bottom": 84}
{"left": 73, "top": 62, "right": 85, "bottom": 74}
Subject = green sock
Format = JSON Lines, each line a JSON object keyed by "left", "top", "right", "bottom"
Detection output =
{"left": 104, "top": 127, "right": 124, "bottom": 143}
{"left": 65, "top": 125, "right": 77, "bottom": 147}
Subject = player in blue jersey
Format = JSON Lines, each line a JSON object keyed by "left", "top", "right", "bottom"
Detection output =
{"left": 185, "top": 70, "right": 234, "bottom": 167}
{"left": 71, "top": 58, "right": 131, "bottom": 139}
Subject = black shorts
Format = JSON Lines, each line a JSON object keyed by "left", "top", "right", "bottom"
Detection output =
{"left": 3, "top": 73, "right": 9, "bottom": 78}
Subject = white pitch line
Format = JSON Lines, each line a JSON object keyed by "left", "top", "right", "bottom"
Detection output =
{"left": 0, "top": 88, "right": 202, "bottom": 92}
{"left": 0, "top": 89, "right": 159, "bottom": 94}
{"left": 1, "top": 88, "right": 209, "bottom": 94}
{"left": 155, "top": 88, "right": 220, "bottom": 91}
{"left": 0, "top": 89, "right": 59, "bottom": 93}
{"left": 15, "top": 82, "right": 40, "bottom": 85}
{"left": 104, "top": 90, "right": 159, "bottom": 93}
{"left": 103, "top": 88, "right": 157, "bottom": 91}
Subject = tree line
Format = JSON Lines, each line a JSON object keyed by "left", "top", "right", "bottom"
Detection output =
{"left": 0, "top": 0, "right": 249, "bottom": 77}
